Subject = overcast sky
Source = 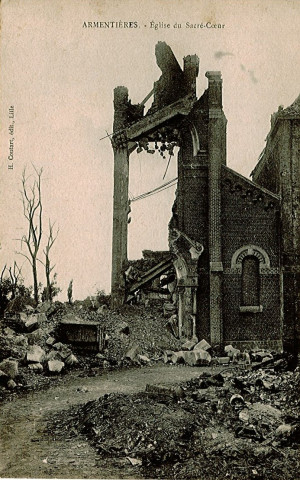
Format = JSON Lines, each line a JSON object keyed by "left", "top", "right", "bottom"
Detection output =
{"left": 0, "top": 0, "right": 299, "bottom": 301}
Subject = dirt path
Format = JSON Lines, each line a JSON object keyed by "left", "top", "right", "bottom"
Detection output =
{"left": 0, "top": 364, "right": 210, "bottom": 479}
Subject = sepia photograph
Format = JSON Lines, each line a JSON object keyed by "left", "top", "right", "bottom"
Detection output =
{"left": 0, "top": 0, "right": 299, "bottom": 478}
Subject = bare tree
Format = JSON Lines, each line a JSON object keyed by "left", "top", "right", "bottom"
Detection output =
{"left": 8, "top": 261, "right": 23, "bottom": 299}
{"left": 1, "top": 264, "right": 7, "bottom": 283}
{"left": 67, "top": 279, "right": 73, "bottom": 304}
{"left": 19, "top": 166, "right": 43, "bottom": 304}
{"left": 43, "top": 220, "right": 59, "bottom": 302}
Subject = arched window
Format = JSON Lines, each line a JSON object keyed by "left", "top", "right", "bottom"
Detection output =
{"left": 241, "top": 255, "right": 260, "bottom": 306}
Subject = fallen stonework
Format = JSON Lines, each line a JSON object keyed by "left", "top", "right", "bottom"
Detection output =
{"left": 165, "top": 349, "right": 212, "bottom": 366}
{"left": 0, "top": 359, "right": 19, "bottom": 380}
{"left": 0, "top": 300, "right": 183, "bottom": 399}
{"left": 48, "top": 359, "right": 64, "bottom": 374}
{"left": 26, "top": 345, "right": 46, "bottom": 363}
{"left": 48, "top": 364, "right": 300, "bottom": 480}
{"left": 58, "top": 314, "right": 106, "bottom": 352}
{"left": 1, "top": 297, "right": 292, "bottom": 405}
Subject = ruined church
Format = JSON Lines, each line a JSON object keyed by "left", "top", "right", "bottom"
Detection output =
{"left": 111, "top": 42, "right": 300, "bottom": 356}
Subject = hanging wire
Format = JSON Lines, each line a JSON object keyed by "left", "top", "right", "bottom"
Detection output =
{"left": 163, "top": 155, "right": 172, "bottom": 179}
{"left": 131, "top": 177, "right": 177, "bottom": 203}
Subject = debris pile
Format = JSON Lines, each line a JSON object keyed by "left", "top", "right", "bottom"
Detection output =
{"left": 0, "top": 303, "right": 81, "bottom": 397}
{"left": 0, "top": 300, "right": 183, "bottom": 398}
{"left": 51, "top": 364, "right": 300, "bottom": 479}
{"left": 163, "top": 339, "right": 279, "bottom": 369}
{"left": 95, "top": 305, "right": 182, "bottom": 366}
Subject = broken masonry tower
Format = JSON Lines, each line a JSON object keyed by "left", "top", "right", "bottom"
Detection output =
{"left": 110, "top": 42, "right": 300, "bottom": 356}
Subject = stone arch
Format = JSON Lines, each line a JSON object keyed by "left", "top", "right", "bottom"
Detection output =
{"left": 231, "top": 244, "right": 271, "bottom": 274}
{"left": 189, "top": 123, "right": 200, "bottom": 156}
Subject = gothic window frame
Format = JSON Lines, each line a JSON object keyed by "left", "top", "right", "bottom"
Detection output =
{"left": 231, "top": 245, "right": 271, "bottom": 313}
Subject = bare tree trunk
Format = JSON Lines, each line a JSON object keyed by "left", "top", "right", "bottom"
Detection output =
{"left": 18, "top": 167, "right": 43, "bottom": 305}
{"left": 43, "top": 220, "right": 58, "bottom": 303}
{"left": 45, "top": 256, "right": 52, "bottom": 302}
{"left": 32, "top": 259, "right": 38, "bottom": 304}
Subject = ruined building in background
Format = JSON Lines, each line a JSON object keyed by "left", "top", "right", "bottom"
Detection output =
{"left": 111, "top": 42, "right": 300, "bottom": 356}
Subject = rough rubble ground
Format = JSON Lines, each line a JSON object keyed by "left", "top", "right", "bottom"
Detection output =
{"left": 47, "top": 365, "right": 300, "bottom": 480}
{"left": 0, "top": 300, "right": 182, "bottom": 401}
{"left": 1, "top": 299, "right": 300, "bottom": 479}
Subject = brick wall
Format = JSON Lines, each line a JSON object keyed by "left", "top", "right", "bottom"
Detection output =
{"left": 252, "top": 116, "right": 300, "bottom": 354}
{"left": 221, "top": 170, "right": 282, "bottom": 346}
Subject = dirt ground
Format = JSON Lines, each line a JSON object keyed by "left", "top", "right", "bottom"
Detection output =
{"left": 0, "top": 364, "right": 208, "bottom": 479}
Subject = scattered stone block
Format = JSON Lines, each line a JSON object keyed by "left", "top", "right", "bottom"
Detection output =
{"left": 239, "top": 409, "right": 250, "bottom": 422}
{"left": 28, "top": 363, "right": 43, "bottom": 373}
{"left": 37, "top": 302, "right": 58, "bottom": 317}
{"left": 275, "top": 424, "right": 293, "bottom": 437}
{"left": 163, "top": 350, "right": 173, "bottom": 363}
{"left": 7, "top": 379, "right": 17, "bottom": 390}
{"left": 60, "top": 347, "right": 73, "bottom": 360}
{"left": 137, "top": 354, "right": 151, "bottom": 364}
{"left": 65, "top": 354, "right": 79, "bottom": 366}
{"left": 25, "top": 313, "right": 47, "bottom": 332}
{"left": 37, "top": 313, "right": 47, "bottom": 323}
{"left": 242, "top": 351, "right": 251, "bottom": 364}
{"left": 24, "top": 305, "right": 35, "bottom": 313}
{"left": 171, "top": 350, "right": 185, "bottom": 364}
{"left": 226, "top": 347, "right": 241, "bottom": 362}
{"left": 4, "top": 327, "right": 15, "bottom": 337}
{"left": 170, "top": 349, "right": 211, "bottom": 366}
{"left": 251, "top": 350, "right": 273, "bottom": 363}
{"left": 194, "top": 349, "right": 212, "bottom": 365}
{"left": 124, "top": 344, "right": 140, "bottom": 361}
{"left": 27, "top": 328, "right": 44, "bottom": 344}
{"left": 36, "top": 301, "right": 51, "bottom": 313}
{"left": 224, "top": 344, "right": 234, "bottom": 353}
{"left": 46, "top": 336, "right": 56, "bottom": 346}
{"left": 194, "top": 339, "right": 211, "bottom": 352}
{"left": 14, "top": 335, "right": 28, "bottom": 347}
{"left": 126, "top": 457, "right": 142, "bottom": 466}
{"left": 48, "top": 360, "right": 64, "bottom": 374}
{"left": 27, "top": 345, "right": 46, "bottom": 363}
{"left": 46, "top": 349, "right": 60, "bottom": 360}
{"left": 146, "top": 383, "right": 184, "bottom": 400}
{"left": 0, "top": 359, "right": 19, "bottom": 379}
{"left": 53, "top": 342, "right": 72, "bottom": 359}
{"left": 181, "top": 350, "right": 198, "bottom": 366}
{"left": 95, "top": 353, "right": 105, "bottom": 360}
{"left": 215, "top": 356, "right": 230, "bottom": 365}
{"left": 182, "top": 339, "right": 197, "bottom": 351}
{"left": 183, "top": 349, "right": 212, "bottom": 366}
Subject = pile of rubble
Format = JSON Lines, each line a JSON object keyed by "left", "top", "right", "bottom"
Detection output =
{"left": 98, "top": 304, "right": 182, "bottom": 366}
{"left": 0, "top": 303, "right": 80, "bottom": 396}
{"left": 162, "top": 337, "right": 282, "bottom": 370}
{"left": 0, "top": 299, "right": 184, "bottom": 398}
{"left": 50, "top": 363, "right": 300, "bottom": 479}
